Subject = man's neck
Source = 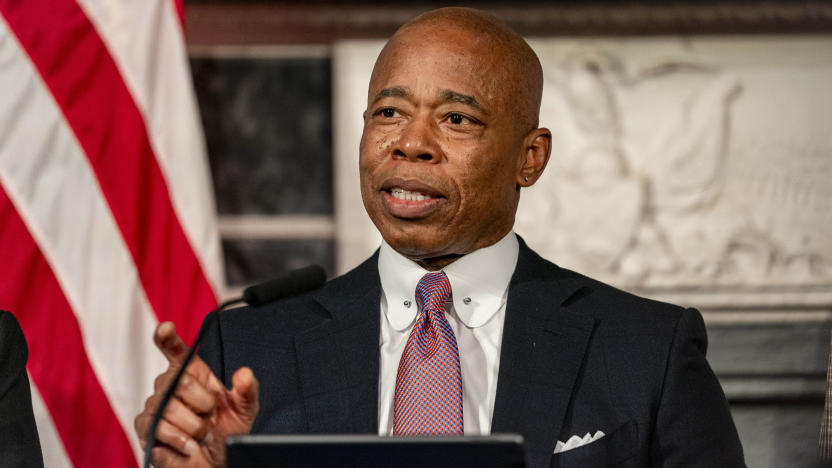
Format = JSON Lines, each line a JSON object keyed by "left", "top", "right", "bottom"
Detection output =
{"left": 415, "top": 254, "right": 463, "bottom": 271}
{"left": 399, "top": 228, "right": 516, "bottom": 271}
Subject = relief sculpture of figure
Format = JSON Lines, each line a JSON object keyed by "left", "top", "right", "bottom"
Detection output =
{"left": 522, "top": 49, "right": 741, "bottom": 284}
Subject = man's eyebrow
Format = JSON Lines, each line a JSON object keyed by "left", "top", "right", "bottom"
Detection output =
{"left": 371, "top": 87, "right": 410, "bottom": 105}
{"left": 439, "top": 89, "right": 486, "bottom": 113}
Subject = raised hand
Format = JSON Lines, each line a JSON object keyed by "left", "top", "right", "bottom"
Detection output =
{"left": 134, "top": 322, "right": 259, "bottom": 468}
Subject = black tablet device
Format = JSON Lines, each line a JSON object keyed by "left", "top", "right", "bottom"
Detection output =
{"left": 226, "top": 434, "right": 526, "bottom": 468}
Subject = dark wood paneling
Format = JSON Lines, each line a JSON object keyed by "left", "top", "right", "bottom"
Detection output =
{"left": 185, "top": 2, "right": 832, "bottom": 46}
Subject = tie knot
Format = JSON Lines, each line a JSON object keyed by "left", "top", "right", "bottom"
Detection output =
{"left": 415, "top": 271, "right": 451, "bottom": 311}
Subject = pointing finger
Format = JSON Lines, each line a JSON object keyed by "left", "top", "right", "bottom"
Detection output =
{"left": 154, "top": 322, "right": 189, "bottom": 366}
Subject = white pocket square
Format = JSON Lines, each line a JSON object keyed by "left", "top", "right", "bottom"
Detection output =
{"left": 553, "top": 430, "right": 605, "bottom": 454}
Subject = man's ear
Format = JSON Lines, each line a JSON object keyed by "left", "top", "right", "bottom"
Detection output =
{"left": 516, "top": 127, "right": 552, "bottom": 187}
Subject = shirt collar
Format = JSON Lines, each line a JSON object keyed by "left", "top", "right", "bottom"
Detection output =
{"left": 378, "top": 231, "right": 519, "bottom": 331}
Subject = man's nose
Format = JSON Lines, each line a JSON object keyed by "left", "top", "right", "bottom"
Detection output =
{"left": 393, "top": 116, "right": 440, "bottom": 163}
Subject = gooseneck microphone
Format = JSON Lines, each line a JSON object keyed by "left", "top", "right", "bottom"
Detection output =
{"left": 143, "top": 264, "right": 327, "bottom": 468}
{"left": 243, "top": 264, "right": 327, "bottom": 306}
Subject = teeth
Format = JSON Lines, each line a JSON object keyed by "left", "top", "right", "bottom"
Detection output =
{"left": 391, "top": 188, "right": 431, "bottom": 201}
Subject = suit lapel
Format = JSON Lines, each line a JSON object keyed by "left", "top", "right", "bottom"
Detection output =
{"left": 492, "top": 240, "right": 596, "bottom": 466}
{"left": 295, "top": 253, "right": 381, "bottom": 434}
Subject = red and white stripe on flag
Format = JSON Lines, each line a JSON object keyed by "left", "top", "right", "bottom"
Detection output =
{"left": 0, "top": 0, "right": 222, "bottom": 466}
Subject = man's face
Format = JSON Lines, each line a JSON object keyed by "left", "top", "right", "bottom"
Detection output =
{"left": 359, "top": 30, "right": 526, "bottom": 265}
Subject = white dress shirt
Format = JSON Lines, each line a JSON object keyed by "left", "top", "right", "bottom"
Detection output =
{"left": 377, "top": 231, "right": 519, "bottom": 435}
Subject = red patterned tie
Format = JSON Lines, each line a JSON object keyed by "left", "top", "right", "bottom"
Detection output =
{"left": 393, "top": 271, "right": 464, "bottom": 435}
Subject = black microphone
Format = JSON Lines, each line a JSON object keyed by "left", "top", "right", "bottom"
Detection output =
{"left": 243, "top": 264, "right": 327, "bottom": 306}
{"left": 143, "top": 264, "right": 327, "bottom": 468}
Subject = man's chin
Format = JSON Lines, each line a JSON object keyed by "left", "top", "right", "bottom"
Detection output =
{"left": 380, "top": 226, "right": 451, "bottom": 260}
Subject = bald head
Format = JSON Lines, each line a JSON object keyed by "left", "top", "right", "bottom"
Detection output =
{"left": 372, "top": 7, "right": 544, "bottom": 134}
{"left": 359, "top": 7, "right": 552, "bottom": 268}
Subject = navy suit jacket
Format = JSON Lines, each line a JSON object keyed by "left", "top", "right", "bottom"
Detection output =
{"left": 0, "top": 311, "right": 44, "bottom": 468}
{"left": 199, "top": 239, "right": 744, "bottom": 467}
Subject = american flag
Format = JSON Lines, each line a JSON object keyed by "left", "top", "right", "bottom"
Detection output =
{"left": 0, "top": 0, "right": 222, "bottom": 466}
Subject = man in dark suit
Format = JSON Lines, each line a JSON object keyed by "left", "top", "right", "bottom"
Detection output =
{"left": 135, "top": 7, "right": 744, "bottom": 467}
{"left": 0, "top": 311, "right": 44, "bottom": 467}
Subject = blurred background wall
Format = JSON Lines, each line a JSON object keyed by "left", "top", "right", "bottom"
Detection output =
{"left": 184, "top": 1, "right": 832, "bottom": 466}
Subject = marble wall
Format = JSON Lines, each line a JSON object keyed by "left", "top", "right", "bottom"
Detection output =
{"left": 191, "top": 56, "right": 335, "bottom": 287}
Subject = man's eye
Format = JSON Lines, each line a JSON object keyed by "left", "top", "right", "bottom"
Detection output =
{"left": 448, "top": 113, "right": 469, "bottom": 125}
{"left": 380, "top": 108, "right": 396, "bottom": 118}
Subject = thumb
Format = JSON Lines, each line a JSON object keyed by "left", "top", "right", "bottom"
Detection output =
{"left": 228, "top": 367, "right": 259, "bottom": 422}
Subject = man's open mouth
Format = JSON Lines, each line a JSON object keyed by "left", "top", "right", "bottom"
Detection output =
{"left": 388, "top": 188, "right": 439, "bottom": 202}
{"left": 379, "top": 179, "right": 446, "bottom": 218}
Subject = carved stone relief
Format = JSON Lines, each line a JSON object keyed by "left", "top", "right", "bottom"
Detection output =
{"left": 516, "top": 37, "right": 832, "bottom": 297}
